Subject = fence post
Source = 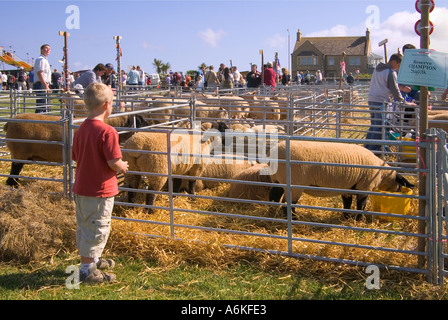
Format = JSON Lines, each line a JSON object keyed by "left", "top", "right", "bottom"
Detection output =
{"left": 67, "top": 107, "right": 75, "bottom": 200}
{"left": 426, "top": 128, "right": 438, "bottom": 284}
{"left": 437, "top": 129, "right": 447, "bottom": 284}
{"left": 285, "top": 137, "right": 293, "bottom": 255}
{"left": 167, "top": 130, "right": 175, "bottom": 238}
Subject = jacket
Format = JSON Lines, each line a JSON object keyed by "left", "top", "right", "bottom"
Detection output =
{"left": 368, "top": 63, "right": 404, "bottom": 104}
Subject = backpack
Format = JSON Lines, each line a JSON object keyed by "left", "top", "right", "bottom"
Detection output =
{"left": 17, "top": 71, "right": 25, "bottom": 82}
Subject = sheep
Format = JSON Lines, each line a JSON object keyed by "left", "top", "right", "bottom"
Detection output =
{"left": 4, "top": 113, "right": 150, "bottom": 187}
{"left": 122, "top": 122, "right": 228, "bottom": 213}
{"left": 428, "top": 113, "right": 448, "bottom": 134}
{"left": 179, "top": 154, "right": 257, "bottom": 192}
{"left": 59, "top": 93, "right": 88, "bottom": 117}
{"left": 241, "top": 94, "right": 281, "bottom": 121}
{"left": 146, "top": 98, "right": 227, "bottom": 124}
{"left": 197, "top": 95, "right": 250, "bottom": 119}
{"left": 269, "top": 140, "right": 414, "bottom": 220}
{"left": 228, "top": 163, "right": 273, "bottom": 201}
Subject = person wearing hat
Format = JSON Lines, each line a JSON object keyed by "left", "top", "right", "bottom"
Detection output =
{"left": 263, "top": 61, "right": 276, "bottom": 87}
{"left": 102, "top": 63, "right": 116, "bottom": 89}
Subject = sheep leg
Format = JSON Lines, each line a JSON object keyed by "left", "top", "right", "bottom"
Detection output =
{"left": 127, "top": 174, "right": 142, "bottom": 203}
{"left": 145, "top": 191, "right": 157, "bottom": 214}
{"left": 341, "top": 195, "right": 354, "bottom": 219}
{"left": 355, "top": 195, "right": 368, "bottom": 221}
{"left": 188, "top": 180, "right": 196, "bottom": 195}
{"left": 6, "top": 162, "right": 24, "bottom": 187}
{"left": 269, "top": 186, "right": 299, "bottom": 219}
{"left": 172, "top": 178, "right": 182, "bottom": 193}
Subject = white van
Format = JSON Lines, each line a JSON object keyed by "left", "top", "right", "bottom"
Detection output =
{"left": 148, "top": 74, "right": 160, "bottom": 86}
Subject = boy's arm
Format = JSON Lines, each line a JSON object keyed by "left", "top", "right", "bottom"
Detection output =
{"left": 107, "top": 158, "right": 129, "bottom": 173}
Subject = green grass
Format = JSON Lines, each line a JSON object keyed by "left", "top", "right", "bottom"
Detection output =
{"left": 0, "top": 254, "right": 445, "bottom": 301}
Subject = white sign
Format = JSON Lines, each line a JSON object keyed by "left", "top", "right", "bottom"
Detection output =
{"left": 415, "top": 0, "right": 435, "bottom": 13}
{"left": 397, "top": 49, "right": 448, "bottom": 89}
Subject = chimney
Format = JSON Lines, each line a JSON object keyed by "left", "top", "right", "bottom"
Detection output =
{"left": 297, "top": 29, "right": 302, "bottom": 43}
{"left": 365, "top": 28, "right": 371, "bottom": 55}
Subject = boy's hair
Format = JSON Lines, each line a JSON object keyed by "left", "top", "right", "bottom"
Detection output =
{"left": 83, "top": 83, "right": 113, "bottom": 111}
{"left": 93, "top": 63, "right": 107, "bottom": 72}
{"left": 389, "top": 53, "right": 403, "bottom": 64}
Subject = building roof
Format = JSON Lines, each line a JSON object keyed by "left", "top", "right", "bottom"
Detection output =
{"left": 294, "top": 33, "right": 371, "bottom": 56}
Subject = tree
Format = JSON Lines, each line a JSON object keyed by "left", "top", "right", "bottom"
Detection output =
{"left": 161, "top": 62, "right": 171, "bottom": 75}
{"left": 197, "top": 62, "right": 207, "bottom": 70}
{"left": 153, "top": 58, "right": 163, "bottom": 74}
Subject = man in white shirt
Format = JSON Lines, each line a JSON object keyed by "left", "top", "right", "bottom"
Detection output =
{"left": 232, "top": 66, "right": 241, "bottom": 87}
{"left": 33, "top": 44, "right": 51, "bottom": 113}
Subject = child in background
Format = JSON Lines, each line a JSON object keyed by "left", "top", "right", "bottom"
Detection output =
{"left": 72, "top": 82, "right": 129, "bottom": 284}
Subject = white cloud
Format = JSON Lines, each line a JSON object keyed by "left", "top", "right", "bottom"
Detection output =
{"left": 303, "top": 7, "right": 448, "bottom": 59}
{"left": 141, "top": 41, "right": 164, "bottom": 51}
{"left": 72, "top": 61, "right": 91, "bottom": 71}
{"left": 197, "top": 28, "right": 226, "bottom": 48}
{"left": 265, "top": 33, "right": 287, "bottom": 49}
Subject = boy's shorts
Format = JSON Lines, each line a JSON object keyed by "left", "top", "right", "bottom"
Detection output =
{"left": 74, "top": 194, "right": 115, "bottom": 258}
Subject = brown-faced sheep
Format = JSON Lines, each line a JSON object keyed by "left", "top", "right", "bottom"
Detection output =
{"left": 269, "top": 140, "right": 414, "bottom": 220}
{"left": 122, "top": 122, "right": 228, "bottom": 213}
{"left": 4, "top": 113, "right": 149, "bottom": 187}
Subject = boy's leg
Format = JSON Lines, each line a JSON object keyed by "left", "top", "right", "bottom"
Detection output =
{"left": 75, "top": 194, "right": 116, "bottom": 283}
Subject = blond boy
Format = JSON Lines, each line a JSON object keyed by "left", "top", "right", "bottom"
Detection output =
{"left": 72, "top": 82, "right": 128, "bottom": 284}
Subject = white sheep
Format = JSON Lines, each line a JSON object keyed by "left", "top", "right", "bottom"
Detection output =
{"left": 228, "top": 163, "right": 273, "bottom": 201}
{"left": 122, "top": 122, "right": 228, "bottom": 213}
{"left": 428, "top": 112, "right": 448, "bottom": 134}
{"left": 179, "top": 154, "right": 257, "bottom": 192}
{"left": 4, "top": 113, "right": 149, "bottom": 187}
{"left": 269, "top": 140, "right": 414, "bottom": 220}
{"left": 196, "top": 95, "right": 250, "bottom": 119}
{"left": 145, "top": 98, "right": 227, "bottom": 124}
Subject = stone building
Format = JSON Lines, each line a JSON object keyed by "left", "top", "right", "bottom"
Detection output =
{"left": 291, "top": 28, "right": 382, "bottom": 80}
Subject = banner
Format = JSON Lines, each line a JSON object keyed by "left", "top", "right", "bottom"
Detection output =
{"left": 397, "top": 49, "right": 448, "bottom": 89}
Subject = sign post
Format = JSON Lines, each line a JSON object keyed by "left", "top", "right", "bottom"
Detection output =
{"left": 378, "top": 39, "right": 388, "bottom": 63}
{"left": 58, "top": 31, "right": 70, "bottom": 92}
{"left": 416, "top": 0, "right": 431, "bottom": 272}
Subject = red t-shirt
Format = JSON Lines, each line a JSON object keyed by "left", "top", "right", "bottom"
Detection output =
{"left": 263, "top": 67, "right": 276, "bottom": 87}
{"left": 72, "top": 119, "right": 122, "bottom": 197}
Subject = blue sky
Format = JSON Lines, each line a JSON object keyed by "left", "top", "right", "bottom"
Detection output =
{"left": 1, "top": 0, "right": 447, "bottom": 74}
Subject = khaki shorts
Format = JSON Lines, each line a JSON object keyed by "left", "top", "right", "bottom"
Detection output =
{"left": 74, "top": 194, "right": 114, "bottom": 258}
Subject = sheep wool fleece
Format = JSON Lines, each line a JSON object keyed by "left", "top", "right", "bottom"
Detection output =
{"left": 272, "top": 140, "right": 397, "bottom": 201}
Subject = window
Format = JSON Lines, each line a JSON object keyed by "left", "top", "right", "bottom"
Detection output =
{"left": 349, "top": 57, "right": 361, "bottom": 66}
{"left": 298, "top": 56, "right": 317, "bottom": 66}
{"left": 328, "top": 57, "right": 335, "bottom": 66}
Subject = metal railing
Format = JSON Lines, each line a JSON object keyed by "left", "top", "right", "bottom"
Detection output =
{"left": 1, "top": 86, "right": 447, "bottom": 284}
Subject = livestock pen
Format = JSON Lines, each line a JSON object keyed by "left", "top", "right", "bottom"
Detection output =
{"left": 0, "top": 85, "right": 447, "bottom": 286}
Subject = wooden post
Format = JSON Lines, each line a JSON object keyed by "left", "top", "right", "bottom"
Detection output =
{"left": 113, "top": 36, "right": 122, "bottom": 91}
{"left": 417, "top": 0, "right": 430, "bottom": 270}
{"left": 260, "top": 50, "right": 264, "bottom": 86}
{"left": 58, "top": 31, "right": 70, "bottom": 92}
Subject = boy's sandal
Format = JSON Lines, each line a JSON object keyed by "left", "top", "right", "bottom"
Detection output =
{"left": 96, "top": 257, "right": 116, "bottom": 270}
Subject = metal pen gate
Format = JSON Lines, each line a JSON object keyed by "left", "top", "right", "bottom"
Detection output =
{"left": 1, "top": 88, "right": 448, "bottom": 285}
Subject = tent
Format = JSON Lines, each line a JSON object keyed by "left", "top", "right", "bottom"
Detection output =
{"left": 0, "top": 52, "right": 33, "bottom": 71}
